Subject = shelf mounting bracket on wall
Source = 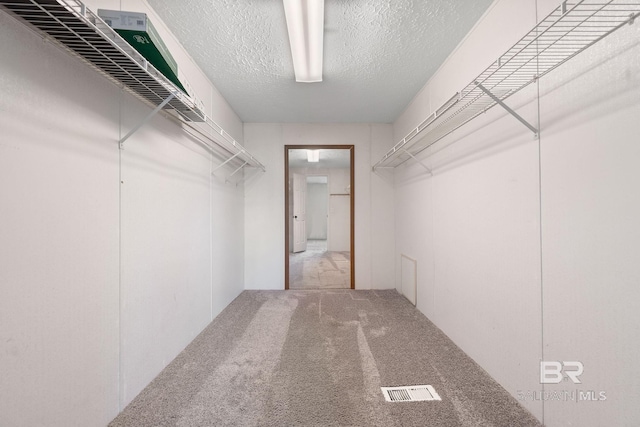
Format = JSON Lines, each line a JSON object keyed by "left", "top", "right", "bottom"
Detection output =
{"left": 212, "top": 151, "right": 243, "bottom": 174}
{"left": 0, "top": 0, "right": 266, "bottom": 178}
{"left": 475, "top": 82, "right": 538, "bottom": 137}
{"left": 402, "top": 148, "right": 433, "bottom": 175}
{"left": 119, "top": 93, "right": 175, "bottom": 149}
{"left": 225, "top": 161, "right": 249, "bottom": 186}
{"left": 372, "top": 0, "right": 640, "bottom": 172}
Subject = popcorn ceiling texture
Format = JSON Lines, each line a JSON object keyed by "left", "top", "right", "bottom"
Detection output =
{"left": 147, "top": 0, "right": 493, "bottom": 123}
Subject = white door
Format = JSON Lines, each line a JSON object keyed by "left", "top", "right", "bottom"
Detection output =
{"left": 292, "top": 173, "right": 307, "bottom": 253}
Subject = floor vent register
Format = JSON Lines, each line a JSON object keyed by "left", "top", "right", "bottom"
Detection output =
{"left": 381, "top": 385, "right": 441, "bottom": 402}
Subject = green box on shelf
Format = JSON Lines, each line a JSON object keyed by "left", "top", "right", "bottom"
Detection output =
{"left": 98, "top": 9, "right": 188, "bottom": 95}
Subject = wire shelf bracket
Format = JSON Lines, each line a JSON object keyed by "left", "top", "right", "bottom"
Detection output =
{"left": 402, "top": 148, "right": 433, "bottom": 175}
{"left": 373, "top": 0, "right": 640, "bottom": 172}
{"left": 212, "top": 151, "right": 243, "bottom": 174}
{"left": 0, "top": 0, "right": 266, "bottom": 179}
{"left": 475, "top": 82, "right": 538, "bottom": 136}
{"left": 119, "top": 93, "right": 175, "bottom": 149}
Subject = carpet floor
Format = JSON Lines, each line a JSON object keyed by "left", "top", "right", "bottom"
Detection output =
{"left": 109, "top": 290, "right": 541, "bottom": 427}
{"left": 289, "top": 240, "right": 351, "bottom": 289}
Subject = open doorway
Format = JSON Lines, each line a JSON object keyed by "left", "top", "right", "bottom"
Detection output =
{"left": 285, "top": 145, "right": 354, "bottom": 290}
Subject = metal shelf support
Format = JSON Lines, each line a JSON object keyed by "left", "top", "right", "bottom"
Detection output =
{"left": 373, "top": 0, "right": 640, "bottom": 171}
{"left": 212, "top": 151, "right": 243, "bottom": 174}
{"left": 119, "top": 94, "right": 175, "bottom": 149}
{"left": 402, "top": 149, "right": 433, "bottom": 175}
{"left": 475, "top": 82, "right": 538, "bottom": 137}
{"left": 225, "top": 161, "right": 249, "bottom": 186}
{"left": 0, "top": 0, "right": 266, "bottom": 180}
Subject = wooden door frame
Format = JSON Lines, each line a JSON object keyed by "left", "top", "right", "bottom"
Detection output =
{"left": 285, "top": 145, "right": 355, "bottom": 290}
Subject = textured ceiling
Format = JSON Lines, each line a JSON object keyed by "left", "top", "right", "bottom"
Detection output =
{"left": 147, "top": 0, "right": 493, "bottom": 123}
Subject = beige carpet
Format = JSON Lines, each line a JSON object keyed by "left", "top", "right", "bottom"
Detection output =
{"left": 109, "top": 290, "right": 542, "bottom": 427}
{"left": 289, "top": 240, "right": 351, "bottom": 289}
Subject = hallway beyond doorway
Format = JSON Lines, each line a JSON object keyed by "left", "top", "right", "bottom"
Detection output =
{"left": 289, "top": 240, "right": 351, "bottom": 289}
{"left": 285, "top": 145, "right": 355, "bottom": 289}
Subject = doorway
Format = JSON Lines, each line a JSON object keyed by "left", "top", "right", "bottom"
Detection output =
{"left": 285, "top": 145, "right": 354, "bottom": 290}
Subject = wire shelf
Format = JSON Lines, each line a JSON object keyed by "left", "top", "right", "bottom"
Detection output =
{"left": 0, "top": 0, "right": 266, "bottom": 174}
{"left": 373, "top": 0, "right": 640, "bottom": 170}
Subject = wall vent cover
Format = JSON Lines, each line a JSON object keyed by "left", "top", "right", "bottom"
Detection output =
{"left": 381, "top": 385, "right": 441, "bottom": 402}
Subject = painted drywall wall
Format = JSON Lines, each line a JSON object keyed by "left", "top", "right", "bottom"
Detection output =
{"left": 0, "top": 1, "right": 246, "bottom": 425}
{"left": 327, "top": 168, "right": 351, "bottom": 252}
{"left": 244, "top": 124, "right": 395, "bottom": 290}
{"left": 294, "top": 168, "right": 349, "bottom": 244}
{"left": 0, "top": 12, "right": 120, "bottom": 427}
{"left": 291, "top": 167, "right": 349, "bottom": 243}
{"left": 392, "top": 0, "right": 640, "bottom": 425}
{"left": 537, "top": 6, "right": 640, "bottom": 424}
{"left": 306, "top": 182, "right": 328, "bottom": 240}
{"left": 328, "top": 194, "right": 351, "bottom": 252}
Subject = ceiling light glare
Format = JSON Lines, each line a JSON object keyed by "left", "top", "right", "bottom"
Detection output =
{"left": 307, "top": 150, "right": 320, "bottom": 162}
{"left": 283, "top": 0, "right": 324, "bottom": 83}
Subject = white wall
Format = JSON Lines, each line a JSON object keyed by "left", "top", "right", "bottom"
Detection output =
{"left": 392, "top": 0, "right": 640, "bottom": 425}
{"left": 306, "top": 182, "right": 328, "bottom": 240}
{"left": 244, "top": 124, "right": 395, "bottom": 290}
{"left": 0, "top": 12, "right": 120, "bottom": 427}
{"left": 538, "top": 4, "right": 640, "bottom": 423}
{"left": 0, "top": 1, "right": 246, "bottom": 425}
{"left": 327, "top": 194, "right": 350, "bottom": 252}
{"left": 292, "top": 167, "right": 352, "bottom": 249}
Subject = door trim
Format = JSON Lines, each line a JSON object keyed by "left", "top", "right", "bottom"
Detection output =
{"left": 285, "top": 145, "right": 355, "bottom": 290}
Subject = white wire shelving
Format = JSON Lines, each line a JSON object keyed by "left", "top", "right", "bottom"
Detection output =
{"left": 0, "top": 0, "right": 265, "bottom": 180}
{"left": 373, "top": 0, "right": 640, "bottom": 171}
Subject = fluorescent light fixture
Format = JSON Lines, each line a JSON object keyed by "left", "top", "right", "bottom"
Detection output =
{"left": 283, "top": 0, "right": 324, "bottom": 83}
{"left": 307, "top": 150, "right": 320, "bottom": 162}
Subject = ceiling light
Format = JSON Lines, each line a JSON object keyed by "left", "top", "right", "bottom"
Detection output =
{"left": 283, "top": 0, "right": 324, "bottom": 83}
{"left": 307, "top": 150, "right": 320, "bottom": 162}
